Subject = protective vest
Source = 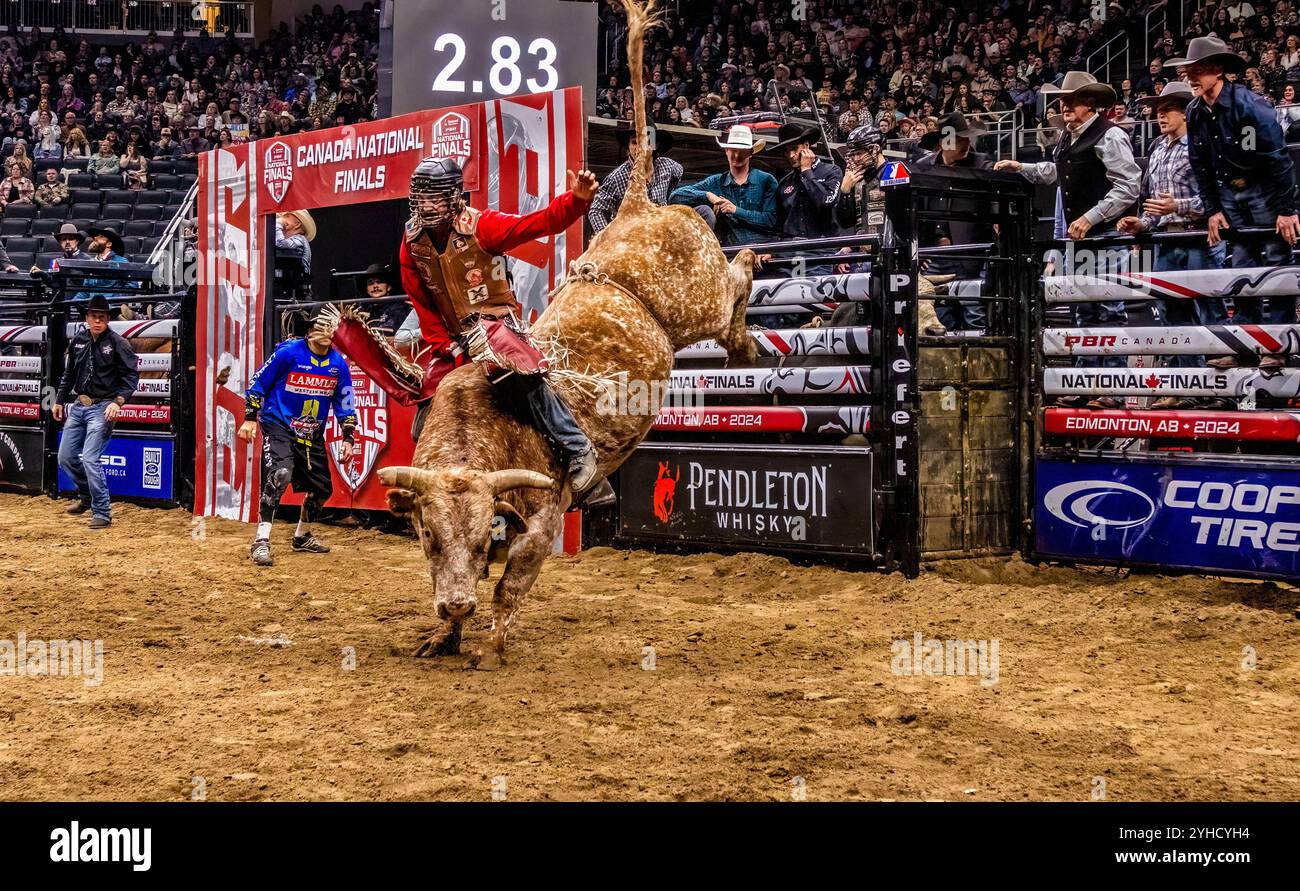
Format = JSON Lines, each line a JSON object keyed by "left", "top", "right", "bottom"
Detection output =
{"left": 404, "top": 207, "right": 515, "bottom": 333}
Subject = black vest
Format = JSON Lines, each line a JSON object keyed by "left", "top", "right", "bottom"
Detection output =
{"left": 1054, "top": 116, "right": 1134, "bottom": 224}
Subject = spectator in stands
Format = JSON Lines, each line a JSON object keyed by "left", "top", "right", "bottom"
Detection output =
{"left": 87, "top": 138, "right": 120, "bottom": 176}
{"left": 1178, "top": 36, "right": 1299, "bottom": 348}
{"left": 152, "top": 126, "right": 181, "bottom": 161}
{"left": 55, "top": 223, "right": 88, "bottom": 262}
{"left": 1278, "top": 83, "right": 1300, "bottom": 138}
{"left": 995, "top": 72, "right": 1141, "bottom": 408}
{"left": 7, "top": 139, "right": 32, "bottom": 177}
{"left": 0, "top": 161, "right": 34, "bottom": 213}
{"left": 771, "top": 121, "right": 842, "bottom": 241}
{"left": 61, "top": 125, "right": 90, "bottom": 161}
{"left": 32, "top": 166, "right": 68, "bottom": 209}
{"left": 1117, "top": 81, "right": 1227, "bottom": 406}
{"left": 106, "top": 85, "right": 132, "bottom": 119}
{"left": 121, "top": 142, "right": 147, "bottom": 190}
{"left": 31, "top": 108, "right": 60, "bottom": 159}
{"left": 669, "top": 125, "right": 777, "bottom": 246}
{"left": 589, "top": 122, "right": 682, "bottom": 234}
{"left": 180, "top": 124, "right": 208, "bottom": 160}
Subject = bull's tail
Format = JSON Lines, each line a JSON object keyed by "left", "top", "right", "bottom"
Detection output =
{"left": 617, "top": 0, "right": 660, "bottom": 216}
{"left": 721, "top": 249, "right": 758, "bottom": 367}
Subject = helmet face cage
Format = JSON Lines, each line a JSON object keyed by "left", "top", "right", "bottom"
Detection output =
{"left": 409, "top": 180, "right": 463, "bottom": 227}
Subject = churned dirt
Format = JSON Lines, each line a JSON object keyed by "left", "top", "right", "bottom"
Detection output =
{"left": 1, "top": 491, "right": 1297, "bottom": 801}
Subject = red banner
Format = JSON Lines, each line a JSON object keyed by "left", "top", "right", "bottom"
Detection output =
{"left": 257, "top": 105, "right": 481, "bottom": 211}
{"left": 0, "top": 402, "right": 169, "bottom": 423}
{"left": 1045, "top": 408, "right": 1300, "bottom": 442}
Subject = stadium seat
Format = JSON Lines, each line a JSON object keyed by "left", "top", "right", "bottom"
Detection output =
{"left": 34, "top": 252, "right": 60, "bottom": 270}
{"left": 30, "top": 219, "right": 63, "bottom": 237}
{"left": 0, "top": 218, "right": 30, "bottom": 236}
{"left": 67, "top": 219, "right": 93, "bottom": 233}
{"left": 33, "top": 159, "right": 60, "bottom": 174}
{"left": 152, "top": 220, "right": 174, "bottom": 237}
{"left": 67, "top": 173, "right": 95, "bottom": 189}
{"left": 36, "top": 203, "right": 69, "bottom": 219}
{"left": 147, "top": 159, "right": 175, "bottom": 175}
{"left": 38, "top": 236, "right": 63, "bottom": 252}
{"left": 153, "top": 174, "right": 180, "bottom": 190}
{"left": 3, "top": 203, "right": 36, "bottom": 219}
{"left": 124, "top": 219, "right": 154, "bottom": 237}
{"left": 102, "top": 203, "right": 133, "bottom": 220}
{"left": 121, "top": 236, "right": 143, "bottom": 255}
{"left": 7, "top": 251, "right": 34, "bottom": 270}
{"left": 131, "top": 204, "right": 163, "bottom": 221}
{"left": 166, "top": 190, "right": 186, "bottom": 205}
{"left": 94, "top": 219, "right": 125, "bottom": 234}
{"left": 69, "top": 203, "right": 100, "bottom": 219}
{"left": 70, "top": 189, "right": 100, "bottom": 207}
{"left": 92, "top": 173, "right": 124, "bottom": 190}
{"left": 5, "top": 237, "right": 39, "bottom": 254}
{"left": 103, "top": 190, "right": 136, "bottom": 207}
{"left": 62, "top": 158, "right": 88, "bottom": 171}
{"left": 175, "top": 160, "right": 198, "bottom": 175}
{"left": 178, "top": 173, "right": 198, "bottom": 188}
{"left": 138, "top": 190, "right": 169, "bottom": 206}
{"left": 140, "top": 236, "right": 161, "bottom": 255}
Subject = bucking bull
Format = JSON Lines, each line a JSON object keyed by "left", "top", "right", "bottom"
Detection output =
{"left": 376, "top": 0, "right": 756, "bottom": 666}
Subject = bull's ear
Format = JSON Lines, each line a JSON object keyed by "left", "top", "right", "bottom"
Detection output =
{"left": 494, "top": 500, "right": 528, "bottom": 533}
{"left": 387, "top": 488, "right": 418, "bottom": 517}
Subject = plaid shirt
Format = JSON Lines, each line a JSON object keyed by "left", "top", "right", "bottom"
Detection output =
{"left": 1140, "top": 133, "right": 1203, "bottom": 231}
{"left": 588, "top": 155, "right": 684, "bottom": 232}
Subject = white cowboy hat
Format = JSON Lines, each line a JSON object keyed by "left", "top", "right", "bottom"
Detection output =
{"left": 715, "top": 124, "right": 766, "bottom": 154}
{"left": 280, "top": 208, "right": 316, "bottom": 241}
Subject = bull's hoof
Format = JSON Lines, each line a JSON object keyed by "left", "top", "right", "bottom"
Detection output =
{"left": 472, "top": 649, "right": 505, "bottom": 671}
{"left": 413, "top": 625, "right": 461, "bottom": 658}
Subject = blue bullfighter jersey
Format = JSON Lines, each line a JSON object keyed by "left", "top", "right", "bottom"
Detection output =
{"left": 245, "top": 338, "right": 359, "bottom": 442}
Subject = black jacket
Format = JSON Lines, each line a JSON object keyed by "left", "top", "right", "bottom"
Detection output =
{"left": 777, "top": 157, "right": 844, "bottom": 240}
{"left": 57, "top": 326, "right": 139, "bottom": 404}
{"left": 912, "top": 149, "right": 995, "bottom": 278}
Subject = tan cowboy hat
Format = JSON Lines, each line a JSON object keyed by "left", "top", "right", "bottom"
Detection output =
{"left": 1041, "top": 70, "right": 1117, "bottom": 107}
{"left": 1136, "top": 79, "right": 1194, "bottom": 109}
{"left": 281, "top": 208, "right": 316, "bottom": 241}
{"left": 1164, "top": 36, "right": 1247, "bottom": 73}
{"left": 715, "top": 124, "right": 766, "bottom": 154}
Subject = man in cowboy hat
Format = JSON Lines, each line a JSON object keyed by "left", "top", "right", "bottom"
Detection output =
{"left": 995, "top": 70, "right": 1141, "bottom": 405}
{"left": 54, "top": 294, "right": 139, "bottom": 528}
{"left": 275, "top": 208, "right": 315, "bottom": 277}
{"left": 31, "top": 222, "right": 90, "bottom": 273}
{"left": 238, "top": 313, "right": 357, "bottom": 566}
{"left": 1175, "top": 35, "right": 1299, "bottom": 338}
{"left": 914, "top": 112, "right": 995, "bottom": 333}
{"left": 1118, "top": 80, "right": 1229, "bottom": 403}
{"left": 670, "top": 124, "right": 778, "bottom": 246}
{"left": 771, "top": 120, "right": 842, "bottom": 242}
{"left": 359, "top": 261, "right": 407, "bottom": 334}
{"left": 588, "top": 121, "right": 682, "bottom": 234}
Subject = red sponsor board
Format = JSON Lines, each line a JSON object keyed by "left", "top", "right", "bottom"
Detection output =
{"left": 1045, "top": 408, "right": 1300, "bottom": 442}
{"left": 0, "top": 402, "right": 170, "bottom": 424}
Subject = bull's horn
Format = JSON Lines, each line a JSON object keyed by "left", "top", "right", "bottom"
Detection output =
{"left": 484, "top": 469, "right": 556, "bottom": 494}
{"left": 378, "top": 466, "right": 439, "bottom": 493}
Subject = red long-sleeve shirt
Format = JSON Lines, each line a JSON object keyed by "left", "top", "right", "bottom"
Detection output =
{"left": 398, "top": 191, "right": 590, "bottom": 352}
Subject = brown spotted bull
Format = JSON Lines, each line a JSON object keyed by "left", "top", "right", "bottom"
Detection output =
{"left": 379, "top": 0, "right": 756, "bottom": 666}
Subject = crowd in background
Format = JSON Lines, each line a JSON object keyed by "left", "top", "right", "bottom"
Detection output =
{"left": 596, "top": 0, "right": 1300, "bottom": 147}
{"left": 0, "top": 2, "right": 380, "bottom": 195}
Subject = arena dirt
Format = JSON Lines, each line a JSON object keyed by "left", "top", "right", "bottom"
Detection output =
{"left": 2, "top": 492, "right": 1298, "bottom": 801}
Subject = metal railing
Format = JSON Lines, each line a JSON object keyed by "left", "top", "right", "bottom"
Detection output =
{"left": 1144, "top": 1, "right": 1167, "bottom": 72}
{"left": 148, "top": 176, "right": 199, "bottom": 292}
{"left": 1086, "top": 27, "right": 1131, "bottom": 87}
{"left": 0, "top": 1, "right": 253, "bottom": 37}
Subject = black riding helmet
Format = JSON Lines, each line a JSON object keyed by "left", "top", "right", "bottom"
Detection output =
{"left": 844, "top": 124, "right": 884, "bottom": 154}
{"left": 410, "top": 156, "right": 464, "bottom": 227}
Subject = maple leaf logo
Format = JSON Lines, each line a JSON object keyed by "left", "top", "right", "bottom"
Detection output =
{"left": 1145, "top": 373, "right": 1160, "bottom": 389}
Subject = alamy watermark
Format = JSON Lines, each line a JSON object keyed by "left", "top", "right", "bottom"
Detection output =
{"left": 0, "top": 633, "right": 103, "bottom": 686}
{"left": 890, "top": 631, "right": 1000, "bottom": 687}
{"left": 594, "top": 371, "right": 702, "bottom": 417}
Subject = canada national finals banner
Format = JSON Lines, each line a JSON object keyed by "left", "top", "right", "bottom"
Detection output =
{"left": 195, "top": 87, "right": 585, "bottom": 519}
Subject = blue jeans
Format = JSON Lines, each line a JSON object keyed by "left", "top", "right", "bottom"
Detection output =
{"left": 58, "top": 401, "right": 113, "bottom": 520}
{"left": 1154, "top": 241, "right": 1226, "bottom": 368}
{"left": 1067, "top": 243, "right": 1129, "bottom": 369}
{"left": 1220, "top": 183, "right": 1296, "bottom": 324}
